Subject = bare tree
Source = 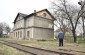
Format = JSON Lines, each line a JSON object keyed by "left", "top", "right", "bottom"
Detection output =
{"left": 78, "top": 0, "right": 85, "bottom": 40}
{"left": 51, "top": 0, "right": 84, "bottom": 42}
{"left": 0, "top": 23, "right": 3, "bottom": 37}
{"left": 2, "top": 22, "right": 11, "bottom": 34}
{"left": 54, "top": 11, "right": 71, "bottom": 35}
{"left": 0, "top": 22, "right": 11, "bottom": 37}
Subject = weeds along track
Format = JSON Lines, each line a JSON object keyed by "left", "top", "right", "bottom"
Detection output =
{"left": 0, "top": 40, "right": 74, "bottom": 55}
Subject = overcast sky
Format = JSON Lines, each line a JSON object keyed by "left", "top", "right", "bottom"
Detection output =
{"left": 0, "top": 0, "right": 79, "bottom": 28}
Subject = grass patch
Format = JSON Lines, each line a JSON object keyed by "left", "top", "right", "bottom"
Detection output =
{"left": 77, "top": 38, "right": 85, "bottom": 44}
{"left": 0, "top": 38, "right": 57, "bottom": 44}
{"left": 0, "top": 37, "right": 85, "bottom": 44}
{"left": 0, "top": 44, "right": 28, "bottom": 55}
{"left": 0, "top": 38, "right": 58, "bottom": 48}
{"left": 64, "top": 35, "right": 74, "bottom": 43}
{"left": 0, "top": 38, "right": 85, "bottom": 52}
{"left": 37, "top": 39, "right": 57, "bottom": 42}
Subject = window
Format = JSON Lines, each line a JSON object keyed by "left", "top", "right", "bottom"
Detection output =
{"left": 16, "top": 32, "right": 17, "bottom": 37}
{"left": 20, "top": 21, "right": 22, "bottom": 28}
{"left": 18, "top": 32, "right": 19, "bottom": 38}
{"left": 27, "top": 31, "right": 29, "bottom": 37}
{"left": 43, "top": 13, "right": 46, "bottom": 17}
{"left": 20, "top": 31, "right": 22, "bottom": 37}
{"left": 49, "top": 24, "right": 53, "bottom": 28}
{"left": 14, "top": 32, "right": 15, "bottom": 37}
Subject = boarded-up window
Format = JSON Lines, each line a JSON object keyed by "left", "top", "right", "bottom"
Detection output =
{"left": 18, "top": 32, "right": 19, "bottom": 38}
{"left": 20, "top": 31, "right": 22, "bottom": 37}
{"left": 16, "top": 32, "right": 17, "bottom": 37}
{"left": 27, "top": 31, "right": 29, "bottom": 37}
{"left": 14, "top": 32, "right": 15, "bottom": 37}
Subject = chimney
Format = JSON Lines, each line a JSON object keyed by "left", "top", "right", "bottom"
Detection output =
{"left": 34, "top": 10, "right": 36, "bottom": 13}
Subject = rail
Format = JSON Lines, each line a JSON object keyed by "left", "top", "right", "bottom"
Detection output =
{"left": 0, "top": 40, "right": 74, "bottom": 55}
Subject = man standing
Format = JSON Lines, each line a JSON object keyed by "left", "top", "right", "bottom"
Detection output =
{"left": 58, "top": 31, "right": 64, "bottom": 46}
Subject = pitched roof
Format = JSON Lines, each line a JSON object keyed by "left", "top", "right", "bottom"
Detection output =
{"left": 25, "top": 9, "right": 56, "bottom": 20}
{"left": 19, "top": 13, "right": 27, "bottom": 17}
{"left": 14, "top": 12, "right": 27, "bottom": 23}
{"left": 14, "top": 9, "right": 56, "bottom": 23}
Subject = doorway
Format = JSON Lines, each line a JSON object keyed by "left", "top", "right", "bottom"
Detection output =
{"left": 27, "top": 31, "right": 30, "bottom": 39}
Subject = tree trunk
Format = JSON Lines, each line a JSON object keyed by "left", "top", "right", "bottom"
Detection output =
{"left": 72, "top": 29, "right": 77, "bottom": 43}
{"left": 82, "top": 17, "right": 85, "bottom": 40}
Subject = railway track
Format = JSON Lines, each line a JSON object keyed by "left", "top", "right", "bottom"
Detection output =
{"left": 0, "top": 40, "right": 74, "bottom": 55}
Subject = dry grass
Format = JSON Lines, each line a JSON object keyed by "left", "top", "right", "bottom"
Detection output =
{"left": 0, "top": 44, "right": 29, "bottom": 55}
{"left": 0, "top": 38, "right": 85, "bottom": 55}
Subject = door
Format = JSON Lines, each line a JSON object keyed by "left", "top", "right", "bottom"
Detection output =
{"left": 27, "top": 31, "right": 30, "bottom": 39}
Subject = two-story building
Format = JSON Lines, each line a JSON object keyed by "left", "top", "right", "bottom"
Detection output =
{"left": 13, "top": 9, "right": 55, "bottom": 39}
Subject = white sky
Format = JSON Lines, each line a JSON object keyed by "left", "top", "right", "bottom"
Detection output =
{"left": 0, "top": 0, "right": 79, "bottom": 28}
